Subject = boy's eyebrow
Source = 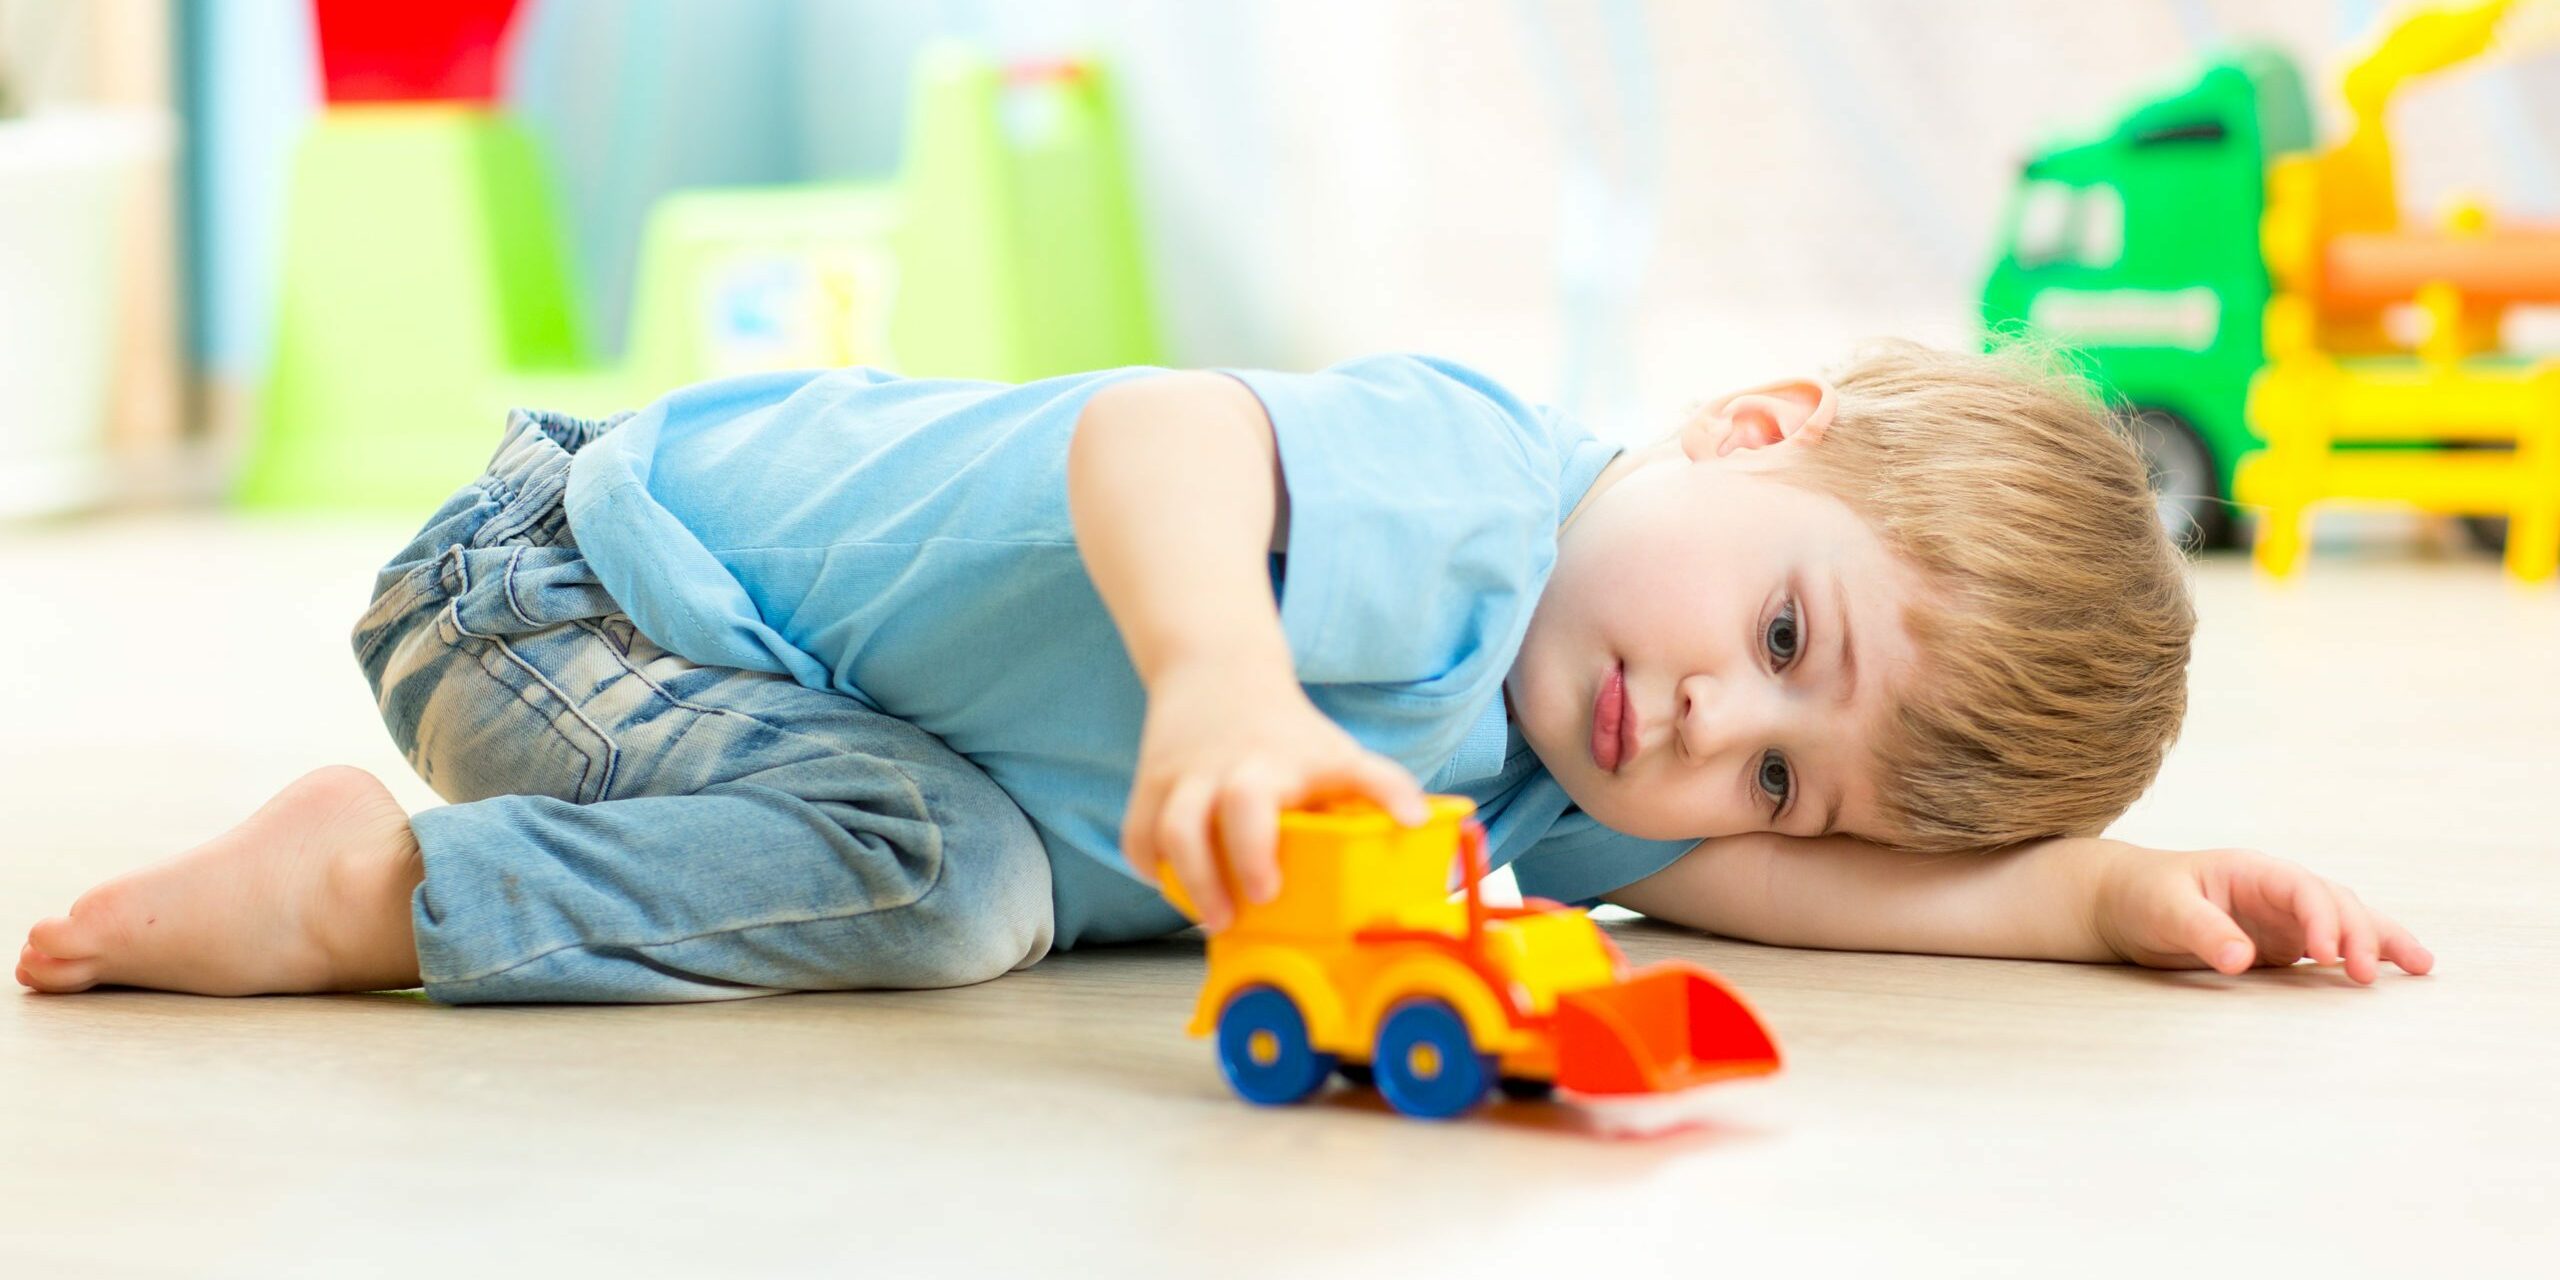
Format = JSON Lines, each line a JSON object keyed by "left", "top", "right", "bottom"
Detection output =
{"left": 1821, "top": 571, "right": 1855, "bottom": 836}
{"left": 1831, "top": 570, "right": 1859, "bottom": 707}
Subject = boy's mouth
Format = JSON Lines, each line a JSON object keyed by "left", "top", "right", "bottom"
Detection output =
{"left": 1591, "top": 661, "right": 1633, "bottom": 774}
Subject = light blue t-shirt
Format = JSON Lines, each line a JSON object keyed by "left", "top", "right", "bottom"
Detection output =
{"left": 562, "top": 354, "right": 1698, "bottom": 947}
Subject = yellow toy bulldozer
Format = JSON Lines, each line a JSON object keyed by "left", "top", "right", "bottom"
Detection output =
{"left": 1167, "top": 797, "right": 1781, "bottom": 1123}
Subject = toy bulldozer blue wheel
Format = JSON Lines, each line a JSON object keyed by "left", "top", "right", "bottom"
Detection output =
{"left": 1216, "top": 986, "right": 1335, "bottom": 1106}
{"left": 1372, "top": 999, "right": 1495, "bottom": 1120}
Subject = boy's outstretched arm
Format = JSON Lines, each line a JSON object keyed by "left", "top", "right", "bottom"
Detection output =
{"left": 1607, "top": 833, "right": 2433, "bottom": 984}
{"left": 1068, "top": 373, "right": 1429, "bottom": 931}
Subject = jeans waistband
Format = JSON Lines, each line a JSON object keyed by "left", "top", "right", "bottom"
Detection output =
{"left": 469, "top": 408, "right": 632, "bottom": 551}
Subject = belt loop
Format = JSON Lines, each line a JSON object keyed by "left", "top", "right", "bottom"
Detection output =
{"left": 438, "top": 543, "right": 471, "bottom": 596}
{"left": 501, "top": 545, "right": 538, "bottom": 629}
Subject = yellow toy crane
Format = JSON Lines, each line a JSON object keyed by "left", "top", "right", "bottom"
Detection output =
{"left": 2243, "top": 0, "right": 2560, "bottom": 579}
{"left": 1165, "top": 797, "right": 1780, "bottom": 1126}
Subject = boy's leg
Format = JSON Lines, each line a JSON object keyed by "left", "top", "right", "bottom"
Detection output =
{"left": 16, "top": 643, "right": 1054, "bottom": 1003}
{"left": 12, "top": 426, "right": 536, "bottom": 998}
{"left": 350, "top": 428, "right": 1055, "bottom": 1002}
{"left": 17, "top": 765, "right": 426, "bottom": 996}
{"left": 401, "top": 717, "right": 1052, "bottom": 1003}
{"left": 375, "top": 558, "right": 1057, "bottom": 1002}
{"left": 20, "top": 409, "right": 1055, "bottom": 1002}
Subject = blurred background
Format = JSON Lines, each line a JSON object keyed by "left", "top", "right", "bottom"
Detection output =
{"left": 10, "top": 10, "right": 2560, "bottom": 1270}
{"left": 2, "top": 0, "right": 2554, "bottom": 533}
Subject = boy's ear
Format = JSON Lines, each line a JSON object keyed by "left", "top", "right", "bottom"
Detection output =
{"left": 1681, "top": 378, "right": 1838, "bottom": 459}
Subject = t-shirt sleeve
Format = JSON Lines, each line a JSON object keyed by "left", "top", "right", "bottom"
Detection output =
{"left": 1508, "top": 810, "right": 1701, "bottom": 908}
{"left": 1218, "top": 354, "right": 1572, "bottom": 693}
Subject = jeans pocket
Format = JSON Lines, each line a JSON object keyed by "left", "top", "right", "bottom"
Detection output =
{"left": 420, "top": 601, "right": 625, "bottom": 806}
{"left": 351, "top": 559, "right": 445, "bottom": 674}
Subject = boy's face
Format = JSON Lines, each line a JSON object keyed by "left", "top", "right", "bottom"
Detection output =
{"left": 1507, "top": 380, "right": 1921, "bottom": 844}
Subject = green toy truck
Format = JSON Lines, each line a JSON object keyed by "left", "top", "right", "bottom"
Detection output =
{"left": 1980, "top": 51, "right": 2315, "bottom": 548}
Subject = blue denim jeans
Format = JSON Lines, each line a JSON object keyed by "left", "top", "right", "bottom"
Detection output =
{"left": 351, "top": 409, "right": 1055, "bottom": 1003}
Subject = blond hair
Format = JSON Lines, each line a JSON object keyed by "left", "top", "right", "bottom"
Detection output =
{"left": 1781, "top": 340, "right": 2194, "bottom": 851}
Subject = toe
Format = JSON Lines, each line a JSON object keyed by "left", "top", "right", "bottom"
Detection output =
{"left": 28, "top": 914, "right": 103, "bottom": 962}
{"left": 18, "top": 942, "right": 99, "bottom": 994}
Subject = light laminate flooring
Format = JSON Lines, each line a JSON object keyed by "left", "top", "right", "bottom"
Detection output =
{"left": 3, "top": 514, "right": 2554, "bottom": 1278}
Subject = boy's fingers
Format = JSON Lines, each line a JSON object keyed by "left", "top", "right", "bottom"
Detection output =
{"left": 1215, "top": 777, "right": 1283, "bottom": 906}
{"left": 1156, "top": 776, "right": 1229, "bottom": 930}
{"left": 1118, "top": 787, "right": 1162, "bottom": 888}
{"left": 2335, "top": 890, "right": 2380, "bottom": 984}
{"left": 2170, "top": 891, "right": 2254, "bottom": 974}
{"left": 2278, "top": 875, "right": 2341, "bottom": 965}
{"left": 2379, "top": 919, "right": 2435, "bottom": 975}
{"left": 2335, "top": 905, "right": 2377, "bottom": 984}
{"left": 1348, "top": 752, "right": 1429, "bottom": 826}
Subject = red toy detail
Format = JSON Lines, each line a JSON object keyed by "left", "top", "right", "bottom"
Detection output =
{"left": 313, "top": 0, "right": 523, "bottom": 105}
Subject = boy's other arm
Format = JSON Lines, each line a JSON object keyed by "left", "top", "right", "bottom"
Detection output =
{"left": 1067, "top": 373, "right": 1426, "bottom": 930}
{"left": 1606, "top": 832, "right": 2432, "bottom": 984}
{"left": 1606, "top": 833, "right": 2119, "bottom": 963}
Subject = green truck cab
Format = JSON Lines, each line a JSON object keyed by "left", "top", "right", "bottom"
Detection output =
{"left": 1980, "top": 52, "right": 2314, "bottom": 547}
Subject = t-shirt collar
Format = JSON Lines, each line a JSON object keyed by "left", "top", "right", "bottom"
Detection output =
{"left": 1557, "top": 437, "right": 1626, "bottom": 530}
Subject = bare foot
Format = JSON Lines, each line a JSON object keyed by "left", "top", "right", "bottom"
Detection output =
{"left": 18, "top": 766, "right": 425, "bottom": 996}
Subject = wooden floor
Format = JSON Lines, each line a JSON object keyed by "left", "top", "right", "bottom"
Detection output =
{"left": 4, "top": 514, "right": 2555, "bottom": 1278}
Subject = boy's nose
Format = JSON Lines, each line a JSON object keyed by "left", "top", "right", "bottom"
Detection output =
{"left": 1676, "top": 671, "right": 1771, "bottom": 764}
{"left": 1674, "top": 673, "right": 1717, "bottom": 760}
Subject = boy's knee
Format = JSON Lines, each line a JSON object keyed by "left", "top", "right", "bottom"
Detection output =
{"left": 897, "top": 895, "right": 1053, "bottom": 988}
{"left": 772, "top": 765, "right": 1054, "bottom": 989}
{"left": 878, "top": 814, "right": 1055, "bottom": 987}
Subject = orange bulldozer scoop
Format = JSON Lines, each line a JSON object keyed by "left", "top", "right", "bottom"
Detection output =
{"left": 1553, "top": 961, "right": 1782, "bottom": 1096}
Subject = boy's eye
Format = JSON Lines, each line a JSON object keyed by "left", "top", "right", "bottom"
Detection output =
{"left": 1765, "top": 599, "right": 1802, "bottom": 669}
{"left": 1756, "top": 750, "right": 1792, "bottom": 811}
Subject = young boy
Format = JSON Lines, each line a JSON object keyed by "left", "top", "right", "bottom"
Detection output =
{"left": 16, "top": 343, "right": 2432, "bottom": 1001}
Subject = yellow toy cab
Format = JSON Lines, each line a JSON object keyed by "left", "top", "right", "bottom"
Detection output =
{"left": 1166, "top": 797, "right": 1781, "bottom": 1122}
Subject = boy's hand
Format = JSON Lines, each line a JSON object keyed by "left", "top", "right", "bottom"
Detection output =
{"left": 2093, "top": 846, "right": 2434, "bottom": 984}
{"left": 1121, "top": 656, "right": 1429, "bottom": 932}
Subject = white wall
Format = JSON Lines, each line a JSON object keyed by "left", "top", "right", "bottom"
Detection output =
{"left": 175, "top": 0, "right": 2560, "bottom": 441}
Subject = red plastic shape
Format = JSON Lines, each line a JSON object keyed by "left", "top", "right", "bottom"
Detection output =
{"left": 313, "top": 0, "right": 522, "bottom": 105}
